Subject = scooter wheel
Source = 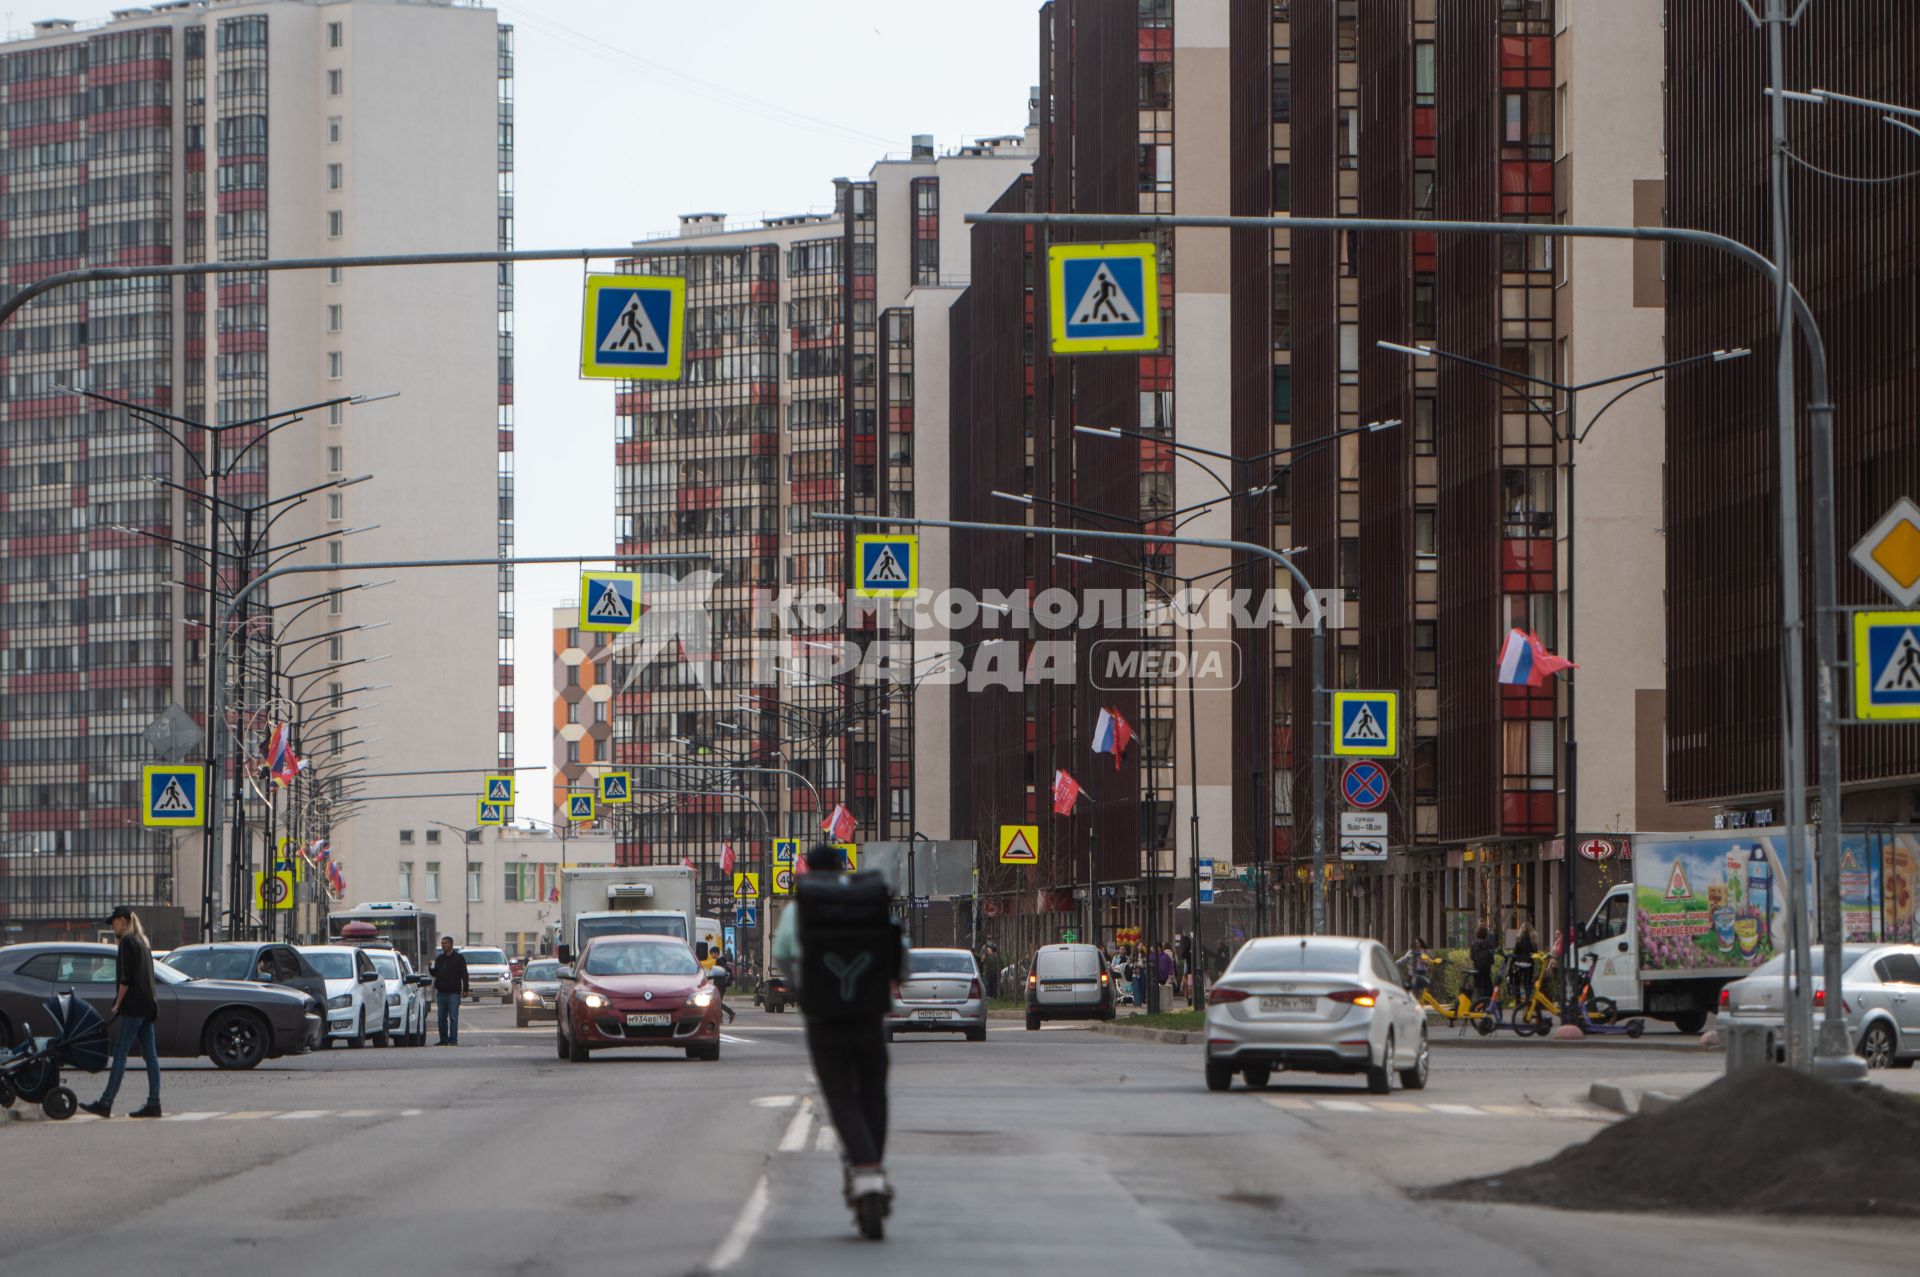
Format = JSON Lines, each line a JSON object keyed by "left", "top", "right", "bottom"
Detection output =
{"left": 855, "top": 1193, "right": 886, "bottom": 1240}
{"left": 1627, "top": 1020, "right": 1645, "bottom": 1039}
{"left": 1472, "top": 1015, "right": 1495, "bottom": 1037}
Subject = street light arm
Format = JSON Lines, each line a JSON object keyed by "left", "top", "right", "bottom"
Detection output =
{"left": 1077, "top": 424, "right": 1236, "bottom": 495}
{"left": 222, "top": 413, "right": 309, "bottom": 478}
{"left": 1570, "top": 347, "right": 1751, "bottom": 395}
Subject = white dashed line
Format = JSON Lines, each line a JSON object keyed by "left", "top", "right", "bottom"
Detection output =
{"left": 707, "top": 1174, "right": 770, "bottom": 1272}
{"left": 814, "top": 1124, "right": 840, "bottom": 1154}
{"left": 160, "top": 1111, "right": 226, "bottom": 1121}
{"left": 750, "top": 1094, "right": 799, "bottom": 1109}
{"left": 776, "top": 1097, "right": 815, "bottom": 1152}
{"left": 272, "top": 1110, "right": 330, "bottom": 1120}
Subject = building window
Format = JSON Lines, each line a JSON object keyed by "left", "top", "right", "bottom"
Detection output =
{"left": 910, "top": 177, "right": 938, "bottom": 286}
{"left": 327, "top": 68, "right": 343, "bottom": 96}
{"left": 327, "top": 162, "right": 343, "bottom": 191}
{"left": 397, "top": 861, "right": 412, "bottom": 898}
{"left": 327, "top": 21, "right": 343, "bottom": 48}
{"left": 467, "top": 829, "right": 483, "bottom": 845}
{"left": 1415, "top": 506, "right": 1437, "bottom": 556}
{"left": 327, "top": 445, "right": 343, "bottom": 473}
{"left": 327, "top": 266, "right": 343, "bottom": 286}
{"left": 467, "top": 862, "right": 482, "bottom": 902}
{"left": 426, "top": 829, "right": 441, "bottom": 845}
{"left": 1414, "top": 42, "right": 1436, "bottom": 107}
{"left": 425, "top": 861, "right": 440, "bottom": 901}
{"left": 327, "top": 209, "right": 343, "bottom": 238}
{"left": 328, "top": 493, "right": 344, "bottom": 520}
{"left": 327, "top": 352, "right": 343, "bottom": 380}
{"left": 399, "top": 829, "right": 415, "bottom": 845}
{"left": 1272, "top": 163, "right": 1291, "bottom": 211}
{"left": 1272, "top": 64, "right": 1291, "bottom": 122}
{"left": 327, "top": 304, "right": 343, "bottom": 332}
{"left": 327, "top": 540, "right": 343, "bottom": 565}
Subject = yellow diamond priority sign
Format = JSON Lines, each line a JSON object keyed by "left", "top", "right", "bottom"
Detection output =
{"left": 1852, "top": 497, "right": 1920, "bottom": 608}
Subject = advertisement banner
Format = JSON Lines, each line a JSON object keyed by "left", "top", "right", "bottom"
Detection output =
{"left": 1634, "top": 834, "right": 1788, "bottom": 975}
{"left": 1879, "top": 832, "right": 1919, "bottom": 943}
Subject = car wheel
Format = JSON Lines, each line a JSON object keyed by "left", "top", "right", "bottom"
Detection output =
{"left": 516, "top": 1009, "right": 529, "bottom": 1028}
{"left": 555, "top": 1023, "right": 569, "bottom": 1061}
{"left": 1204, "top": 1058, "right": 1234, "bottom": 1092}
{"left": 501, "top": 993, "right": 512, "bottom": 1005}
{"left": 965, "top": 1026, "right": 987, "bottom": 1043}
{"left": 1399, "top": 1030, "right": 1430, "bottom": 1091}
{"left": 1366, "top": 1033, "right": 1394, "bottom": 1095}
{"left": 376, "top": 1017, "right": 393, "bottom": 1048}
{"left": 1241, "top": 1063, "right": 1272, "bottom": 1090}
{"left": 206, "top": 1010, "right": 269, "bottom": 1071}
{"left": 1025, "top": 1012, "right": 1040, "bottom": 1032}
{"left": 567, "top": 1023, "right": 590, "bottom": 1063}
{"left": 42, "top": 1085, "right": 77, "bottom": 1121}
{"left": 1672, "top": 1011, "right": 1708, "bottom": 1035}
{"left": 1860, "top": 1022, "right": 1898, "bottom": 1069}
{"left": 347, "top": 1011, "right": 367, "bottom": 1050}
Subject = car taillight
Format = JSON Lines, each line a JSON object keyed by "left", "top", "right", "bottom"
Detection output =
{"left": 1028, "top": 971, "right": 1038, "bottom": 986}
{"left": 1100, "top": 970, "right": 1110, "bottom": 985}
{"left": 1326, "top": 988, "right": 1378, "bottom": 1008}
{"left": 968, "top": 979, "right": 983, "bottom": 999}
{"left": 1813, "top": 989, "right": 1850, "bottom": 1012}
{"left": 1208, "top": 987, "right": 1250, "bottom": 1005}
{"left": 1719, "top": 988, "right": 1730, "bottom": 1008}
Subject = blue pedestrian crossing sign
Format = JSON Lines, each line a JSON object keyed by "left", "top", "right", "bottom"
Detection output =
{"left": 598, "top": 772, "right": 632, "bottom": 804}
{"left": 142, "top": 764, "right": 204, "bottom": 827}
{"left": 579, "top": 571, "right": 643, "bottom": 633}
{"left": 567, "top": 794, "right": 596, "bottom": 822}
{"left": 772, "top": 839, "right": 799, "bottom": 867}
{"left": 1854, "top": 611, "right": 1920, "bottom": 721}
{"left": 733, "top": 902, "right": 759, "bottom": 928}
{"left": 1332, "top": 691, "right": 1399, "bottom": 757}
{"left": 476, "top": 798, "right": 507, "bottom": 827}
{"left": 483, "top": 774, "right": 515, "bottom": 804}
{"left": 1047, "top": 241, "right": 1161, "bottom": 355}
{"left": 854, "top": 534, "right": 918, "bottom": 598}
{"left": 580, "top": 273, "right": 685, "bottom": 381}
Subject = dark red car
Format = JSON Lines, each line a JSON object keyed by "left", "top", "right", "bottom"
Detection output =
{"left": 556, "top": 935, "right": 722, "bottom": 1062}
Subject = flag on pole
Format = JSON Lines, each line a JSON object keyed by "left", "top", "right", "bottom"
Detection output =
{"left": 720, "top": 842, "right": 736, "bottom": 876}
{"left": 1092, "top": 707, "right": 1133, "bottom": 770}
{"left": 265, "top": 722, "right": 299, "bottom": 785}
{"left": 822, "top": 803, "right": 855, "bottom": 842}
{"left": 680, "top": 856, "right": 696, "bottom": 871}
{"left": 1052, "top": 768, "right": 1083, "bottom": 816}
{"left": 1496, "top": 628, "right": 1578, "bottom": 687}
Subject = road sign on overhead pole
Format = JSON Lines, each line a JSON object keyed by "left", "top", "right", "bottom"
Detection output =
{"left": 598, "top": 772, "right": 632, "bottom": 804}
{"left": 1853, "top": 611, "right": 1920, "bottom": 721}
{"left": 578, "top": 571, "right": 643, "bottom": 633}
{"left": 853, "top": 534, "right": 918, "bottom": 598}
{"left": 483, "top": 775, "right": 515, "bottom": 804}
{"left": 1850, "top": 497, "right": 1920, "bottom": 607}
{"left": 476, "top": 799, "right": 507, "bottom": 826}
{"left": 142, "top": 764, "right": 204, "bottom": 828}
{"left": 1340, "top": 760, "right": 1389, "bottom": 810}
{"left": 1047, "top": 241, "right": 1161, "bottom": 354}
{"left": 580, "top": 273, "right": 685, "bottom": 380}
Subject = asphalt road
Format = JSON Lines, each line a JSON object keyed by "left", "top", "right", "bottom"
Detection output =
{"left": 5, "top": 1002, "right": 1915, "bottom": 1276}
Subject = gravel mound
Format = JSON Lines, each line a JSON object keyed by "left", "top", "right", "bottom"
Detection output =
{"left": 1431, "top": 1068, "right": 1920, "bottom": 1217}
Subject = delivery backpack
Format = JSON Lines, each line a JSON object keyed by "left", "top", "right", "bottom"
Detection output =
{"left": 795, "top": 871, "right": 902, "bottom": 1022}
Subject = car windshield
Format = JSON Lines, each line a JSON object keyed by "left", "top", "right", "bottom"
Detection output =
{"left": 524, "top": 960, "right": 560, "bottom": 981}
{"left": 305, "top": 951, "right": 355, "bottom": 980}
{"left": 1743, "top": 946, "right": 1876, "bottom": 979}
{"left": 163, "top": 949, "right": 259, "bottom": 981}
{"left": 583, "top": 942, "right": 700, "bottom": 977}
{"left": 462, "top": 948, "right": 507, "bottom": 966}
{"left": 369, "top": 952, "right": 401, "bottom": 979}
{"left": 909, "top": 952, "right": 976, "bottom": 975}
{"left": 154, "top": 963, "right": 186, "bottom": 985}
{"left": 1230, "top": 941, "right": 1363, "bottom": 974}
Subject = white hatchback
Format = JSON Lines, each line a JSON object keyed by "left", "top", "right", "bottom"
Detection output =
{"left": 1204, "top": 935, "right": 1428, "bottom": 1094}
{"left": 296, "top": 944, "right": 391, "bottom": 1048}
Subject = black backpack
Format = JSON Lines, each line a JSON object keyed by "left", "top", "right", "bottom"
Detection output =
{"left": 795, "top": 871, "right": 902, "bottom": 1022}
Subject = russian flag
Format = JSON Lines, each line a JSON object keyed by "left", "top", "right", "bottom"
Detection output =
{"left": 821, "top": 803, "right": 856, "bottom": 843}
{"left": 1092, "top": 708, "right": 1133, "bottom": 771}
{"left": 1498, "top": 628, "right": 1577, "bottom": 687}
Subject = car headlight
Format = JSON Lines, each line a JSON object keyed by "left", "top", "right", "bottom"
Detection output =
{"left": 327, "top": 994, "right": 352, "bottom": 1009}
{"left": 522, "top": 989, "right": 539, "bottom": 1002}
{"left": 582, "top": 992, "right": 609, "bottom": 1009}
{"left": 386, "top": 993, "right": 402, "bottom": 1007}
{"left": 691, "top": 988, "right": 715, "bottom": 1008}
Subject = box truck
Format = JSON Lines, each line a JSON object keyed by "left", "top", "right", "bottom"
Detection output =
{"left": 557, "top": 865, "right": 699, "bottom": 962}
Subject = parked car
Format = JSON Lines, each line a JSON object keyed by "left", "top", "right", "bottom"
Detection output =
{"left": 754, "top": 970, "right": 793, "bottom": 1014}
{"left": 1203, "top": 935, "right": 1429, "bottom": 1094}
{"left": 165, "top": 942, "right": 333, "bottom": 1051}
{"left": 556, "top": 935, "right": 722, "bottom": 1062}
{"left": 459, "top": 945, "right": 514, "bottom": 1004}
{"left": 0, "top": 942, "right": 318, "bottom": 1070}
{"left": 1715, "top": 943, "right": 1920, "bottom": 1068}
{"left": 296, "top": 944, "right": 391, "bottom": 1048}
{"left": 514, "top": 957, "right": 562, "bottom": 1027}
{"left": 365, "top": 948, "right": 432, "bottom": 1047}
{"left": 1024, "top": 943, "right": 1116, "bottom": 1029}
{"left": 889, "top": 948, "right": 987, "bottom": 1042}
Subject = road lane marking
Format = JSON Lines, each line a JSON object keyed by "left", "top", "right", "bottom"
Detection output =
{"left": 219, "top": 1111, "right": 276, "bottom": 1120}
{"left": 750, "top": 1095, "right": 799, "bottom": 1109}
{"left": 401, "top": 1109, "right": 423, "bottom": 1117}
{"left": 160, "top": 1111, "right": 226, "bottom": 1121}
{"left": 707, "top": 1174, "right": 770, "bottom": 1273}
{"left": 720, "top": 1034, "right": 755, "bottom": 1045}
{"left": 776, "top": 1097, "right": 814, "bottom": 1152}
{"left": 1262, "top": 1097, "right": 1314, "bottom": 1110}
{"left": 1372, "top": 1101, "right": 1425, "bottom": 1113}
{"left": 1316, "top": 1100, "right": 1375, "bottom": 1113}
{"left": 272, "top": 1110, "right": 330, "bottom": 1120}
{"left": 815, "top": 1125, "right": 840, "bottom": 1154}
{"left": 1479, "top": 1104, "right": 1533, "bottom": 1116}
{"left": 338, "top": 1109, "right": 382, "bottom": 1117}
{"left": 1425, "top": 1103, "right": 1485, "bottom": 1116}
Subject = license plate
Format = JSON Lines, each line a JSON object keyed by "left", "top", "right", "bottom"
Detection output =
{"left": 1259, "top": 995, "right": 1315, "bottom": 1013}
{"left": 625, "top": 1013, "right": 670, "bottom": 1027}
{"left": 915, "top": 1009, "right": 953, "bottom": 1020}
{"left": 1042, "top": 982, "right": 1072, "bottom": 992}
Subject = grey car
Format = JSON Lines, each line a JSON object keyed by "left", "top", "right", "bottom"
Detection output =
{"left": 0, "top": 942, "right": 319, "bottom": 1070}
{"left": 514, "top": 957, "right": 562, "bottom": 1026}
{"left": 889, "top": 948, "right": 988, "bottom": 1042}
{"left": 1715, "top": 943, "right": 1920, "bottom": 1068}
{"left": 164, "top": 942, "right": 333, "bottom": 1050}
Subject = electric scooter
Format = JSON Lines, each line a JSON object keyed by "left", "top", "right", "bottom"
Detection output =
{"left": 1566, "top": 954, "right": 1646, "bottom": 1037}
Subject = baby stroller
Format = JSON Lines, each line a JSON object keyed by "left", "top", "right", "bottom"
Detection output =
{"left": 0, "top": 991, "right": 112, "bottom": 1120}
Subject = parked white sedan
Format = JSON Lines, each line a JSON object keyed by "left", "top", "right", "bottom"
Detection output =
{"left": 1204, "top": 935, "right": 1428, "bottom": 1094}
{"left": 296, "top": 944, "right": 391, "bottom": 1048}
{"left": 367, "top": 948, "right": 431, "bottom": 1047}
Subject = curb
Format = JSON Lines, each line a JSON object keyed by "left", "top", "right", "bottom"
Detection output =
{"left": 1422, "top": 1033, "right": 1707, "bottom": 1053}
{"left": 1588, "top": 1080, "right": 1683, "bottom": 1116}
{"left": 1086, "top": 1021, "right": 1201, "bottom": 1045}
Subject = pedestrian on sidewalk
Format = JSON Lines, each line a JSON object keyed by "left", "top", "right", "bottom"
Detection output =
{"left": 773, "top": 843, "right": 907, "bottom": 1240}
{"left": 430, "top": 935, "right": 469, "bottom": 1045}
{"left": 1155, "top": 945, "right": 1173, "bottom": 991}
{"left": 81, "top": 906, "right": 162, "bottom": 1119}
{"left": 979, "top": 943, "right": 1005, "bottom": 1000}
{"left": 1470, "top": 925, "right": 1498, "bottom": 1003}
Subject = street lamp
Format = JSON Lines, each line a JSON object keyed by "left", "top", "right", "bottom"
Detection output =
{"left": 429, "top": 821, "right": 482, "bottom": 945}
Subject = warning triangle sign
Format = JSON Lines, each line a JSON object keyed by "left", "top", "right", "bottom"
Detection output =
{"left": 1000, "top": 825, "right": 1040, "bottom": 864}
{"left": 865, "top": 545, "right": 908, "bottom": 585}
{"left": 154, "top": 776, "right": 194, "bottom": 814}
{"left": 1069, "top": 262, "right": 1140, "bottom": 327}
{"left": 1345, "top": 705, "right": 1387, "bottom": 742}
{"left": 1664, "top": 859, "right": 1692, "bottom": 900}
{"left": 1003, "top": 830, "right": 1036, "bottom": 861}
{"left": 588, "top": 581, "right": 632, "bottom": 622}
{"left": 1873, "top": 629, "right": 1920, "bottom": 692}
{"left": 599, "top": 293, "right": 664, "bottom": 354}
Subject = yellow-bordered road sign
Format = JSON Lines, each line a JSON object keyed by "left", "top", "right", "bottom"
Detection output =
{"left": 580, "top": 273, "right": 685, "bottom": 380}
{"left": 999, "top": 824, "right": 1040, "bottom": 865}
{"left": 483, "top": 774, "right": 515, "bottom": 804}
{"left": 772, "top": 838, "right": 799, "bottom": 866}
{"left": 567, "top": 794, "right": 596, "bottom": 822}
{"left": 142, "top": 764, "right": 205, "bottom": 827}
{"left": 477, "top": 799, "right": 507, "bottom": 826}
{"left": 579, "top": 571, "right": 643, "bottom": 633}
{"left": 853, "top": 534, "right": 918, "bottom": 598}
{"left": 732, "top": 871, "right": 761, "bottom": 899}
{"left": 1046, "top": 241, "right": 1161, "bottom": 355}
{"left": 255, "top": 869, "right": 294, "bottom": 912}
{"left": 1853, "top": 610, "right": 1920, "bottom": 721}
{"left": 598, "top": 772, "right": 632, "bottom": 803}
{"left": 772, "top": 865, "right": 794, "bottom": 896}
{"left": 1332, "top": 691, "right": 1399, "bottom": 757}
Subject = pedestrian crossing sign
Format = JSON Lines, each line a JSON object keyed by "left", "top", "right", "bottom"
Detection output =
{"left": 1047, "top": 241, "right": 1161, "bottom": 355}
{"left": 477, "top": 799, "right": 507, "bottom": 826}
{"left": 1853, "top": 610, "right": 1920, "bottom": 721}
{"left": 580, "top": 273, "right": 685, "bottom": 381}
{"left": 772, "top": 838, "right": 799, "bottom": 867}
{"left": 1332, "top": 691, "right": 1399, "bottom": 757}
{"left": 142, "top": 764, "right": 205, "bottom": 827}
{"left": 579, "top": 571, "right": 643, "bottom": 633}
{"left": 567, "top": 794, "right": 596, "bottom": 823}
{"left": 732, "top": 871, "right": 760, "bottom": 900}
{"left": 999, "top": 824, "right": 1040, "bottom": 865}
{"left": 853, "top": 534, "right": 918, "bottom": 598}
{"left": 483, "top": 775, "right": 515, "bottom": 804}
{"left": 598, "top": 772, "right": 632, "bottom": 804}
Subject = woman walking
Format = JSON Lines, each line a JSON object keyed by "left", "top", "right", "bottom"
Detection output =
{"left": 82, "top": 906, "right": 162, "bottom": 1119}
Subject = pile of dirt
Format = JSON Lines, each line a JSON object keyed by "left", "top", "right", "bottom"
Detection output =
{"left": 1430, "top": 1068, "right": 1920, "bottom": 1217}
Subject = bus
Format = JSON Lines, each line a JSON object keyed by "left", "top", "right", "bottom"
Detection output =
{"left": 327, "top": 901, "right": 438, "bottom": 970}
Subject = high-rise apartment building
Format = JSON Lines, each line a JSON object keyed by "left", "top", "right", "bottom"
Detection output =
{"left": 0, "top": 0, "right": 512, "bottom": 943}
{"left": 552, "top": 603, "right": 614, "bottom": 824}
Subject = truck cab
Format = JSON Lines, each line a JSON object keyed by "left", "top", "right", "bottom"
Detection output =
{"left": 1575, "top": 883, "right": 1720, "bottom": 1032}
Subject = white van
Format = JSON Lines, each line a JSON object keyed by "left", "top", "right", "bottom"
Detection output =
{"left": 1025, "top": 943, "right": 1117, "bottom": 1030}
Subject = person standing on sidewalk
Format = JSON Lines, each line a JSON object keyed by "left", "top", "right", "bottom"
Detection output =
{"left": 430, "top": 935, "right": 469, "bottom": 1045}
{"left": 81, "top": 906, "right": 162, "bottom": 1119}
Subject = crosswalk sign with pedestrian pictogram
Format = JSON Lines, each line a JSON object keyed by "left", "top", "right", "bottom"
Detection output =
{"left": 598, "top": 772, "right": 631, "bottom": 804}
{"left": 999, "top": 824, "right": 1040, "bottom": 865}
{"left": 1854, "top": 611, "right": 1920, "bottom": 721}
{"left": 580, "top": 273, "right": 685, "bottom": 381}
{"left": 143, "top": 764, "right": 204, "bottom": 827}
{"left": 477, "top": 798, "right": 507, "bottom": 826}
{"left": 1047, "top": 242, "right": 1161, "bottom": 355}
{"left": 853, "top": 534, "right": 918, "bottom": 598}
{"left": 772, "top": 838, "right": 799, "bottom": 867}
{"left": 1332, "top": 691, "right": 1399, "bottom": 757}
{"left": 732, "top": 871, "right": 760, "bottom": 899}
{"left": 483, "top": 774, "right": 515, "bottom": 804}
{"left": 578, "top": 571, "right": 643, "bottom": 633}
{"left": 568, "top": 794, "right": 595, "bottom": 822}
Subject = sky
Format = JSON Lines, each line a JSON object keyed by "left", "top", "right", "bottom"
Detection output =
{"left": 19, "top": 0, "right": 1040, "bottom": 802}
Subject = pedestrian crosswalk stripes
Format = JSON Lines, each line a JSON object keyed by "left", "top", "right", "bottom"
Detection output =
{"left": 1262, "top": 1096, "right": 1601, "bottom": 1120}
{"left": 49, "top": 1109, "right": 431, "bottom": 1125}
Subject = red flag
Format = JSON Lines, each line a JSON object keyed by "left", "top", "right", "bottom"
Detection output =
{"left": 1052, "top": 768, "right": 1082, "bottom": 816}
{"left": 680, "top": 856, "right": 696, "bottom": 871}
{"left": 822, "top": 803, "right": 855, "bottom": 842}
{"left": 721, "top": 842, "right": 736, "bottom": 875}
{"left": 1527, "top": 630, "right": 1578, "bottom": 681}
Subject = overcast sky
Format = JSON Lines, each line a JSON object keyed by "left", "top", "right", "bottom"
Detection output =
{"left": 23, "top": 0, "right": 1039, "bottom": 801}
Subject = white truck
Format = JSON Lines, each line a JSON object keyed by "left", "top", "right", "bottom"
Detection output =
{"left": 557, "top": 865, "right": 700, "bottom": 963}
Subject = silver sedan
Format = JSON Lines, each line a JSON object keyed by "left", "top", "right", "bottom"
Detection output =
{"left": 1203, "top": 935, "right": 1429, "bottom": 1094}
{"left": 888, "top": 948, "right": 987, "bottom": 1042}
{"left": 1714, "top": 943, "right": 1920, "bottom": 1068}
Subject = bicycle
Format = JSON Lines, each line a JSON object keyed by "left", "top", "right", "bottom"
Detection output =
{"left": 1508, "top": 954, "right": 1562, "bottom": 1037}
{"left": 1401, "top": 954, "right": 1497, "bottom": 1037}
